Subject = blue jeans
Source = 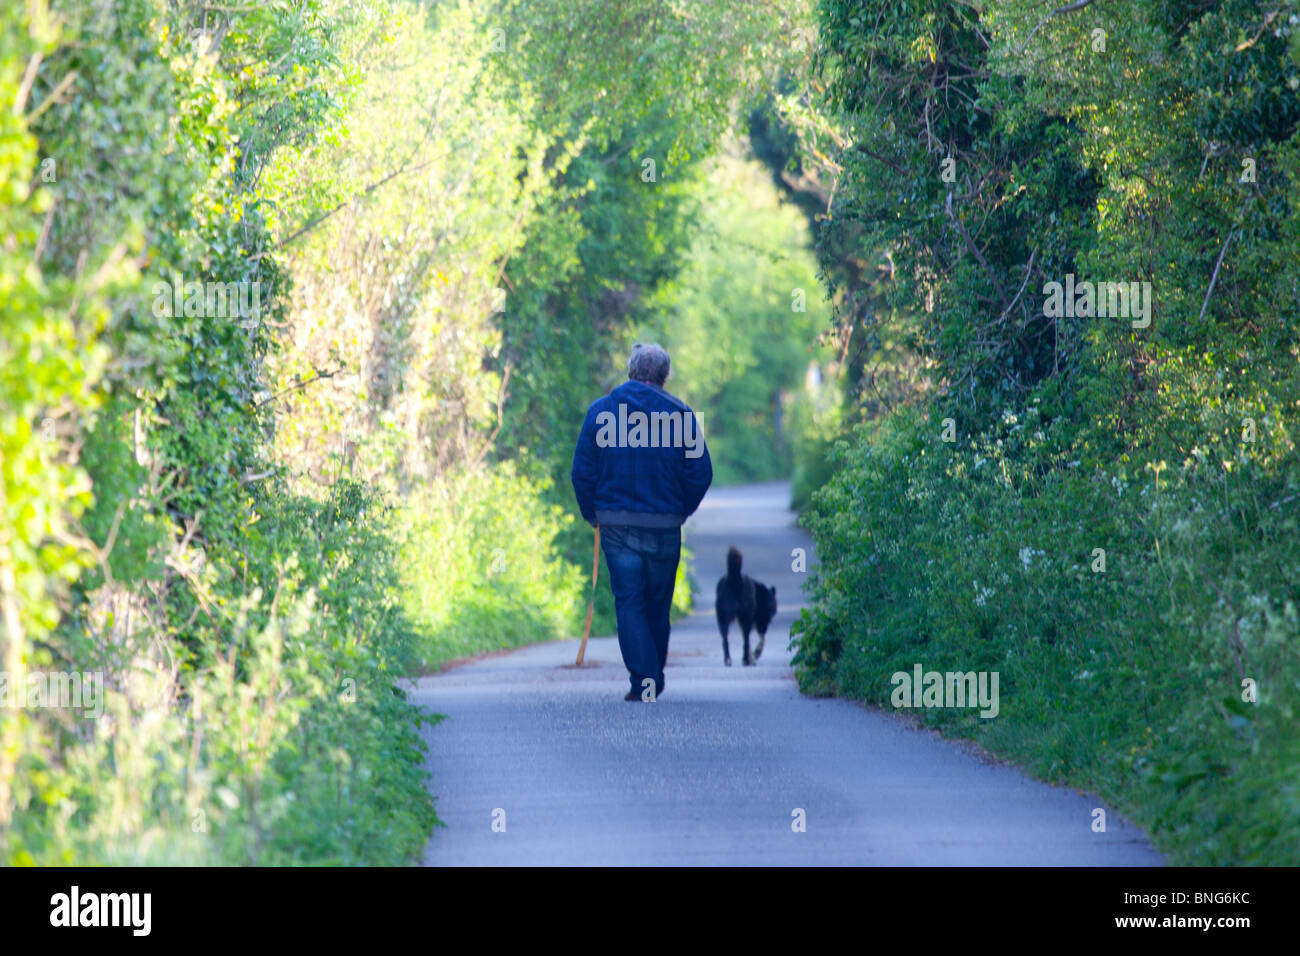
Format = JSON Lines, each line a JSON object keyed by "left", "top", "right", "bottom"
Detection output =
{"left": 600, "top": 524, "right": 681, "bottom": 697}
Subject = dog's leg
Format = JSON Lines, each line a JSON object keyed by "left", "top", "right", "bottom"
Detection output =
{"left": 754, "top": 627, "right": 765, "bottom": 661}
{"left": 742, "top": 623, "right": 753, "bottom": 666}
{"left": 719, "top": 619, "right": 732, "bottom": 666}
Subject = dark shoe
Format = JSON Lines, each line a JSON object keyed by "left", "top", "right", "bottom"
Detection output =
{"left": 624, "top": 690, "right": 640, "bottom": 701}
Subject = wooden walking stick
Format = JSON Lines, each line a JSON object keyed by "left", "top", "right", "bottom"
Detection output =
{"left": 574, "top": 524, "right": 601, "bottom": 666}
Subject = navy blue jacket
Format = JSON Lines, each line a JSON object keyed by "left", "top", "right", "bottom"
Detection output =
{"left": 571, "top": 380, "right": 713, "bottom": 528}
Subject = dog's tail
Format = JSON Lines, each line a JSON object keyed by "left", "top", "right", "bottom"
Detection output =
{"left": 726, "top": 546, "right": 743, "bottom": 586}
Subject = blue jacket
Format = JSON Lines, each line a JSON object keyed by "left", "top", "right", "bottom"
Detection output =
{"left": 571, "top": 380, "right": 713, "bottom": 528}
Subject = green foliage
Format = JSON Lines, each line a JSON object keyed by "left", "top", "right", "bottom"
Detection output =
{"left": 489, "top": 115, "right": 705, "bottom": 636}
{"left": 401, "top": 465, "right": 586, "bottom": 667}
{"left": 227, "top": 479, "right": 439, "bottom": 865}
{"left": 812, "top": 0, "right": 1103, "bottom": 416}
{"left": 12, "top": 477, "right": 438, "bottom": 865}
{"left": 486, "top": 3, "right": 824, "bottom": 631}
{"left": 16, "top": 0, "right": 1295, "bottom": 871}
{"left": 488, "top": 0, "right": 811, "bottom": 165}
{"left": 6, "top": 0, "right": 820, "bottom": 863}
{"left": 794, "top": 381, "right": 1300, "bottom": 863}
{"left": 791, "top": 0, "right": 1300, "bottom": 863}
{"left": 640, "top": 151, "right": 831, "bottom": 485}
{"left": 261, "top": 0, "right": 552, "bottom": 492}
{"left": 2, "top": 0, "right": 438, "bottom": 865}
{"left": 788, "top": 371, "right": 846, "bottom": 511}
{"left": 494, "top": 111, "right": 701, "bottom": 491}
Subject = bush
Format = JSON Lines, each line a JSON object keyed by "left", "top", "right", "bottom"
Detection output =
{"left": 9, "top": 478, "right": 438, "bottom": 865}
{"left": 793, "top": 367, "right": 1300, "bottom": 864}
{"left": 400, "top": 465, "right": 587, "bottom": 668}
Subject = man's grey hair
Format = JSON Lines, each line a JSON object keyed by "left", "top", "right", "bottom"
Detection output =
{"left": 627, "top": 342, "right": 671, "bottom": 386}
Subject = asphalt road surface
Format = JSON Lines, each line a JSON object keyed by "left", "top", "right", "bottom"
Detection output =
{"left": 413, "top": 481, "right": 1162, "bottom": 866}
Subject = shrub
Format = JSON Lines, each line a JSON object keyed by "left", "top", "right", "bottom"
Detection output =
{"left": 793, "top": 368, "right": 1300, "bottom": 864}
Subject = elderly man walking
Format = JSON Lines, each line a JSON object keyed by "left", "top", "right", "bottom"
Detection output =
{"left": 571, "top": 343, "right": 713, "bottom": 701}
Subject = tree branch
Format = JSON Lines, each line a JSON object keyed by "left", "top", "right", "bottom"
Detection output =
{"left": 1020, "top": 0, "right": 1099, "bottom": 53}
{"left": 945, "top": 191, "right": 1010, "bottom": 311}
{"left": 855, "top": 143, "right": 906, "bottom": 175}
{"left": 997, "top": 248, "right": 1038, "bottom": 326}
{"left": 276, "top": 157, "right": 441, "bottom": 250}
{"left": 254, "top": 366, "right": 343, "bottom": 409}
{"left": 1197, "top": 223, "right": 1238, "bottom": 324}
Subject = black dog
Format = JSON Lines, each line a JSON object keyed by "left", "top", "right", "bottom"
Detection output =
{"left": 715, "top": 547, "right": 777, "bottom": 666}
{"left": 752, "top": 577, "right": 777, "bottom": 661}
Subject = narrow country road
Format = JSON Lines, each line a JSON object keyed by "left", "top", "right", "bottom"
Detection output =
{"left": 413, "top": 482, "right": 1162, "bottom": 866}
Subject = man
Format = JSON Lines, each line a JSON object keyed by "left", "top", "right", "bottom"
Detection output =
{"left": 571, "top": 343, "right": 713, "bottom": 701}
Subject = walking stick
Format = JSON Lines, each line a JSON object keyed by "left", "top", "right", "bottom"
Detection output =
{"left": 574, "top": 524, "right": 600, "bottom": 666}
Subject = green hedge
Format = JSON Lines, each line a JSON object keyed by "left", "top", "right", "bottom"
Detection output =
{"left": 793, "top": 378, "right": 1300, "bottom": 864}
